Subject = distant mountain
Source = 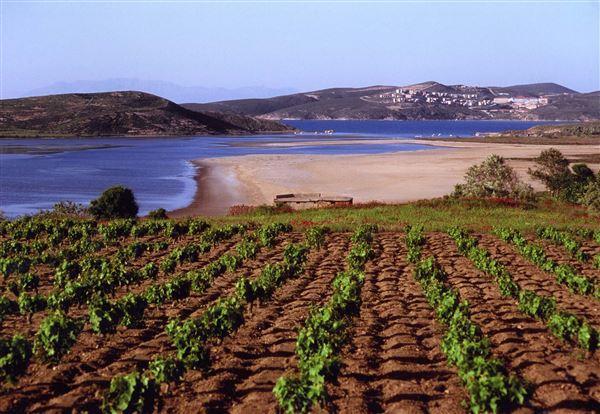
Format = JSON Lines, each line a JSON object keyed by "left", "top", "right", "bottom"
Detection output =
{"left": 0, "top": 91, "right": 294, "bottom": 138}
{"left": 20, "top": 79, "right": 296, "bottom": 104}
{"left": 184, "top": 82, "right": 597, "bottom": 121}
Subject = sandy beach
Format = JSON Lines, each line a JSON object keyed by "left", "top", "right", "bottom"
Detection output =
{"left": 170, "top": 140, "right": 600, "bottom": 216}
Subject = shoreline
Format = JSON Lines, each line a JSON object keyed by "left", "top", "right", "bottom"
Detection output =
{"left": 169, "top": 159, "right": 264, "bottom": 217}
{"left": 169, "top": 140, "right": 600, "bottom": 217}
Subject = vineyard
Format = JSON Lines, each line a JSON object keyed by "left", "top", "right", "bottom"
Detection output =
{"left": 0, "top": 215, "right": 599, "bottom": 413}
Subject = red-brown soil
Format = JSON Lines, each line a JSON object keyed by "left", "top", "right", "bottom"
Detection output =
{"left": 534, "top": 238, "right": 600, "bottom": 284}
{"left": 0, "top": 234, "right": 299, "bottom": 412}
{"left": 427, "top": 233, "right": 600, "bottom": 411}
{"left": 327, "top": 233, "right": 467, "bottom": 413}
{"left": 476, "top": 234, "right": 600, "bottom": 328}
{"left": 160, "top": 233, "right": 350, "bottom": 413}
{"left": 1, "top": 231, "right": 599, "bottom": 413}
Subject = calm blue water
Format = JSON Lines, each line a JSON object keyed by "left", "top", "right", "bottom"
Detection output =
{"left": 283, "top": 120, "right": 559, "bottom": 137}
{"left": 0, "top": 120, "right": 563, "bottom": 217}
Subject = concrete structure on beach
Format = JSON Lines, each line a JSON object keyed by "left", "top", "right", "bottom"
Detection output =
{"left": 274, "top": 193, "right": 353, "bottom": 210}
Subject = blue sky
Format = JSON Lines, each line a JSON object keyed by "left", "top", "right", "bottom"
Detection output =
{"left": 2, "top": 1, "right": 599, "bottom": 97}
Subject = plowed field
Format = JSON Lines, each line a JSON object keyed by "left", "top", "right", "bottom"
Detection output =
{"left": 1, "top": 220, "right": 599, "bottom": 413}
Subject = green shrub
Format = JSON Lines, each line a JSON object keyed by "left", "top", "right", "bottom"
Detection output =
{"left": 89, "top": 186, "right": 139, "bottom": 219}
{"left": 0, "top": 335, "right": 32, "bottom": 383}
{"left": 453, "top": 154, "right": 535, "bottom": 202}
{"left": 148, "top": 356, "right": 184, "bottom": 383}
{"left": 578, "top": 322, "right": 598, "bottom": 351}
{"left": 580, "top": 176, "right": 600, "bottom": 214}
{"left": 273, "top": 375, "right": 313, "bottom": 414}
{"left": 89, "top": 296, "right": 121, "bottom": 334}
{"left": 102, "top": 371, "right": 156, "bottom": 414}
{"left": 165, "top": 318, "right": 210, "bottom": 370}
{"left": 147, "top": 208, "right": 168, "bottom": 220}
{"left": 35, "top": 311, "right": 82, "bottom": 363}
{"left": 0, "top": 296, "right": 17, "bottom": 321}
{"left": 572, "top": 163, "right": 595, "bottom": 183}
{"left": 236, "top": 237, "right": 259, "bottom": 260}
{"left": 305, "top": 226, "right": 330, "bottom": 248}
{"left": 17, "top": 292, "right": 47, "bottom": 315}
{"left": 548, "top": 312, "right": 581, "bottom": 343}
{"left": 116, "top": 294, "right": 147, "bottom": 328}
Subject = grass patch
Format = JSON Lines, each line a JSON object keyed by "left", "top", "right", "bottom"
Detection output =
{"left": 205, "top": 197, "right": 597, "bottom": 233}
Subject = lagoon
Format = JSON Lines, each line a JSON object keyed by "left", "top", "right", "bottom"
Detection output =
{"left": 0, "top": 120, "right": 561, "bottom": 217}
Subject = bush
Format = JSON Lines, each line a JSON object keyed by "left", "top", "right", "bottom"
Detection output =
{"left": 89, "top": 186, "right": 139, "bottom": 219}
{"left": 452, "top": 154, "right": 535, "bottom": 202}
{"left": 572, "top": 163, "right": 595, "bottom": 183}
{"left": 49, "top": 201, "right": 89, "bottom": 218}
{"left": 147, "top": 208, "right": 168, "bottom": 220}
{"left": 580, "top": 176, "right": 600, "bottom": 214}
{"left": 0, "top": 335, "right": 32, "bottom": 383}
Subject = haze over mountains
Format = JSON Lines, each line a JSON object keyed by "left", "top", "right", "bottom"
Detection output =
{"left": 16, "top": 79, "right": 297, "bottom": 104}
{"left": 185, "top": 81, "right": 599, "bottom": 121}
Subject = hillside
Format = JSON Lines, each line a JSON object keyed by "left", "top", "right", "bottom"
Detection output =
{"left": 431, "top": 121, "right": 600, "bottom": 145}
{"left": 184, "top": 82, "right": 598, "bottom": 121}
{"left": 528, "top": 92, "right": 600, "bottom": 121}
{"left": 490, "top": 82, "right": 576, "bottom": 97}
{"left": 510, "top": 120, "right": 600, "bottom": 137}
{"left": 0, "top": 91, "right": 294, "bottom": 138}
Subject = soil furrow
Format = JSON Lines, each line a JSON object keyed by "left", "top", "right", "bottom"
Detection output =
{"left": 0, "top": 234, "right": 217, "bottom": 338}
{"left": 157, "top": 233, "right": 348, "bottom": 413}
{"left": 329, "top": 233, "right": 466, "bottom": 413}
{"left": 427, "top": 233, "right": 600, "bottom": 412}
{"left": 0, "top": 235, "right": 294, "bottom": 413}
{"left": 535, "top": 237, "right": 600, "bottom": 283}
{"left": 31, "top": 234, "right": 301, "bottom": 412}
{"left": 477, "top": 233, "right": 600, "bottom": 327}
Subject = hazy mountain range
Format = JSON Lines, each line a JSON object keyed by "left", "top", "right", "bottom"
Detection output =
{"left": 18, "top": 79, "right": 297, "bottom": 104}
{"left": 2, "top": 81, "right": 598, "bottom": 138}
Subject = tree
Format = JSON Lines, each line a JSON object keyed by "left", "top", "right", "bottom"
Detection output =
{"left": 452, "top": 154, "right": 535, "bottom": 201}
{"left": 88, "top": 186, "right": 139, "bottom": 219}
{"left": 527, "top": 148, "right": 573, "bottom": 197}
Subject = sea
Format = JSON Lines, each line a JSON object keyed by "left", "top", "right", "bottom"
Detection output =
{"left": 0, "top": 120, "right": 562, "bottom": 217}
